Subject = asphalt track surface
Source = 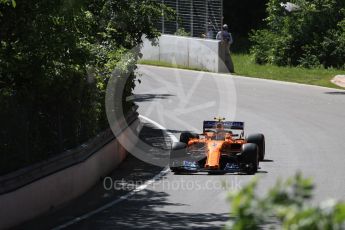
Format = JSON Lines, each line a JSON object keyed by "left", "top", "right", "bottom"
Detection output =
{"left": 22, "top": 65, "right": 345, "bottom": 229}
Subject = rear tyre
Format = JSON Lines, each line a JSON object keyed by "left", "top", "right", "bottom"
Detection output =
{"left": 180, "top": 132, "right": 199, "bottom": 144}
{"left": 240, "top": 143, "right": 258, "bottom": 175}
{"left": 246, "top": 133, "right": 265, "bottom": 161}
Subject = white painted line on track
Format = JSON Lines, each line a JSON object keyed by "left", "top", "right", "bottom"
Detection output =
{"left": 53, "top": 115, "right": 176, "bottom": 230}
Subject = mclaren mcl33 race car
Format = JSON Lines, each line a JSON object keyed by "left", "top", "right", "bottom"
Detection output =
{"left": 169, "top": 118, "right": 265, "bottom": 175}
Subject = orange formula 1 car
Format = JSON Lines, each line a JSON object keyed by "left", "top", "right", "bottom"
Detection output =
{"left": 169, "top": 118, "right": 265, "bottom": 174}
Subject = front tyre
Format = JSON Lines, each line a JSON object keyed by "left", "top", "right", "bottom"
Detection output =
{"left": 180, "top": 132, "right": 199, "bottom": 144}
{"left": 240, "top": 143, "right": 259, "bottom": 175}
{"left": 246, "top": 133, "right": 265, "bottom": 161}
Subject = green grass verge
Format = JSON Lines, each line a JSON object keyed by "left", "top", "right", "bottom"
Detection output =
{"left": 139, "top": 54, "right": 345, "bottom": 89}
{"left": 232, "top": 54, "right": 344, "bottom": 89}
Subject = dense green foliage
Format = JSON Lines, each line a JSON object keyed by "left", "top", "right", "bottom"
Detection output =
{"left": 0, "top": 0, "right": 171, "bottom": 174}
{"left": 174, "top": 28, "right": 191, "bottom": 37}
{"left": 226, "top": 173, "right": 345, "bottom": 230}
{"left": 250, "top": 0, "right": 345, "bottom": 68}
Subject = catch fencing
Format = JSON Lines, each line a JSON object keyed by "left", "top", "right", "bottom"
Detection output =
{"left": 157, "top": 0, "right": 223, "bottom": 38}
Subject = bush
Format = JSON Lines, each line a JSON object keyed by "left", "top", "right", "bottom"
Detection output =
{"left": 174, "top": 28, "right": 191, "bottom": 37}
{"left": 250, "top": 0, "right": 345, "bottom": 69}
{"left": 0, "top": 0, "right": 173, "bottom": 175}
{"left": 226, "top": 173, "right": 345, "bottom": 230}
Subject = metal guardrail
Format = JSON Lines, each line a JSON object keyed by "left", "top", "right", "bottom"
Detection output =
{"left": 0, "top": 109, "right": 139, "bottom": 195}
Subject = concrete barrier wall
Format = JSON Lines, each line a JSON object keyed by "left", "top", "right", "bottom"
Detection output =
{"left": 141, "top": 35, "right": 227, "bottom": 73}
{"left": 0, "top": 118, "right": 140, "bottom": 230}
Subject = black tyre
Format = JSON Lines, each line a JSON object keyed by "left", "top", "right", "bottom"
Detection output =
{"left": 246, "top": 133, "right": 265, "bottom": 161}
{"left": 170, "top": 142, "right": 188, "bottom": 172}
{"left": 240, "top": 143, "right": 258, "bottom": 175}
{"left": 180, "top": 132, "right": 199, "bottom": 144}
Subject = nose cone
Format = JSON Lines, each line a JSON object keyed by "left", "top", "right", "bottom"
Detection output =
{"left": 205, "top": 141, "right": 223, "bottom": 169}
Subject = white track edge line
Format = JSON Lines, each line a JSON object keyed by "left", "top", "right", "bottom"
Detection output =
{"left": 53, "top": 115, "right": 176, "bottom": 230}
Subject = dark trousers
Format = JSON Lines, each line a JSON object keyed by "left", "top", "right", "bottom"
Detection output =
{"left": 220, "top": 42, "right": 235, "bottom": 73}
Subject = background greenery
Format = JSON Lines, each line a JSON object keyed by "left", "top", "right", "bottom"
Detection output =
{"left": 232, "top": 54, "right": 343, "bottom": 88}
{"left": 226, "top": 174, "right": 345, "bottom": 230}
{"left": 0, "top": 0, "right": 173, "bottom": 175}
{"left": 250, "top": 0, "right": 345, "bottom": 69}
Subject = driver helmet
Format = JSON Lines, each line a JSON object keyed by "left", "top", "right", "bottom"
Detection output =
{"left": 216, "top": 123, "right": 224, "bottom": 131}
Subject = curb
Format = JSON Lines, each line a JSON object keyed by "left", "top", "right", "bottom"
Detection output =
{"left": 331, "top": 75, "right": 345, "bottom": 88}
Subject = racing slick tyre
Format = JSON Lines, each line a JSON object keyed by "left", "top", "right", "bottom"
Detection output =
{"left": 240, "top": 143, "right": 259, "bottom": 175}
{"left": 170, "top": 142, "right": 188, "bottom": 172}
{"left": 246, "top": 133, "right": 265, "bottom": 161}
{"left": 180, "top": 132, "right": 199, "bottom": 144}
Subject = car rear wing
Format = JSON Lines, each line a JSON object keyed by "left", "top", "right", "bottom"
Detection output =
{"left": 203, "top": 121, "right": 245, "bottom": 132}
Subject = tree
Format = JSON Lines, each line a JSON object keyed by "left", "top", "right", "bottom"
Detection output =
{"left": 250, "top": 0, "right": 345, "bottom": 69}
{"left": 0, "top": 0, "right": 172, "bottom": 174}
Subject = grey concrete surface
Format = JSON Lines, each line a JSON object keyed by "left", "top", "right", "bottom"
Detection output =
{"left": 141, "top": 35, "right": 226, "bottom": 73}
{"left": 24, "top": 65, "right": 345, "bottom": 229}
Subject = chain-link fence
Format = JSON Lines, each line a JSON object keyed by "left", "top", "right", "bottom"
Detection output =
{"left": 157, "top": 0, "right": 223, "bottom": 39}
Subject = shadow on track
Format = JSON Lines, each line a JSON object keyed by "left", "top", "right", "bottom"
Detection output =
{"left": 68, "top": 188, "right": 230, "bottom": 230}
{"left": 324, "top": 91, "right": 345, "bottom": 95}
{"left": 262, "top": 159, "right": 274, "bottom": 162}
{"left": 133, "top": 94, "right": 174, "bottom": 102}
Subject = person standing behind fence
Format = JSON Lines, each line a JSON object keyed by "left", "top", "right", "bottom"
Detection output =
{"left": 216, "top": 24, "right": 235, "bottom": 73}
{"left": 207, "top": 21, "right": 215, "bottom": 39}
